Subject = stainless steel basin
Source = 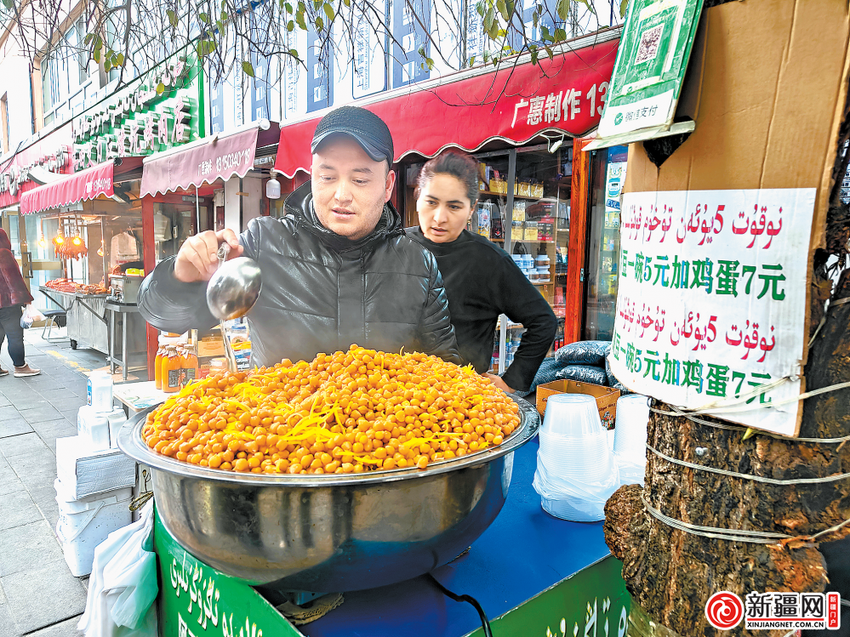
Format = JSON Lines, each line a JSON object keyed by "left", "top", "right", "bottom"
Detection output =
{"left": 118, "top": 396, "right": 539, "bottom": 592}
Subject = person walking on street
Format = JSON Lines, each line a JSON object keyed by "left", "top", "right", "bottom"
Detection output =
{"left": 0, "top": 229, "right": 41, "bottom": 377}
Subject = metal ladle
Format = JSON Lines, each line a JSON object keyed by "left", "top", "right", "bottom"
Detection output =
{"left": 206, "top": 243, "right": 263, "bottom": 372}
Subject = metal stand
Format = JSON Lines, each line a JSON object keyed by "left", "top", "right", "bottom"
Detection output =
{"left": 106, "top": 300, "right": 141, "bottom": 382}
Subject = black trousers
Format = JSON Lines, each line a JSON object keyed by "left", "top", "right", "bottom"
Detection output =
{"left": 0, "top": 305, "right": 26, "bottom": 367}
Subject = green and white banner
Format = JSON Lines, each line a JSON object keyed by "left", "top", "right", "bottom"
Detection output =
{"left": 589, "top": 0, "right": 703, "bottom": 149}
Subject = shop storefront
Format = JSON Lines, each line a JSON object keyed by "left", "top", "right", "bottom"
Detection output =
{"left": 2, "top": 50, "right": 207, "bottom": 380}
{"left": 20, "top": 158, "right": 145, "bottom": 356}
{"left": 272, "top": 29, "right": 623, "bottom": 367}
{"left": 0, "top": 129, "right": 75, "bottom": 302}
{"left": 137, "top": 120, "right": 281, "bottom": 376}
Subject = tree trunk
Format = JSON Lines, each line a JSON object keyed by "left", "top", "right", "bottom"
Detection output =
{"left": 604, "top": 266, "right": 850, "bottom": 636}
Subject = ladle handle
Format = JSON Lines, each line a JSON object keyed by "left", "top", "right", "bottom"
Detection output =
{"left": 216, "top": 243, "right": 236, "bottom": 372}
{"left": 216, "top": 242, "right": 231, "bottom": 267}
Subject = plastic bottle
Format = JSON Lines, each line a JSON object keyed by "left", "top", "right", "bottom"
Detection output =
{"left": 154, "top": 347, "right": 164, "bottom": 390}
{"left": 159, "top": 347, "right": 170, "bottom": 393}
{"left": 163, "top": 347, "right": 182, "bottom": 393}
{"left": 176, "top": 346, "right": 187, "bottom": 386}
{"left": 183, "top": 346, "right": 199, "bottom": 385}
{"left": 87, "top": 370, "right": 114, "bottom": 413}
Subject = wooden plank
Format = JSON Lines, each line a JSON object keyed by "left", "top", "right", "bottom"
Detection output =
{"left": 565, "top": 139, "right": 590, "bottom": 344}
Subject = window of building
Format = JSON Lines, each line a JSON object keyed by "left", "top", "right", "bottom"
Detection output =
{"left": 39, "top": 17, "right": 98, "bottom": 128}
{"left": 0, "top": 95, "right": 9, "bottom": 154}
{"left": 40, "top": 54, "right": 57, "bottom": 126}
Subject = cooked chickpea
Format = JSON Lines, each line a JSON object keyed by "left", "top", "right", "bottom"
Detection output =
{"left": 143, "top": 345, "right": 521, "bottom": 475}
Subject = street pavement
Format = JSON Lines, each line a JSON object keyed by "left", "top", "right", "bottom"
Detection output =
{"left": 0, "top": 326, "right": 133, "bottom": 636}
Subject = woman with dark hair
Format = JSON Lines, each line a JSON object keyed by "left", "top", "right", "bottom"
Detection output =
{"left": 0, "top": 229, "right": 41, "bottom": 377}
{"left": 407, "top": 151, "right": 557, "bottom": 394}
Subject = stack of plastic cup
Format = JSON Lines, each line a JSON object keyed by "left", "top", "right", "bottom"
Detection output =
{"left": 612, "top": 394, "right": 651, "bottom": 486}
{"left": 532, "top": 394, "right": 620, "bottom": 522}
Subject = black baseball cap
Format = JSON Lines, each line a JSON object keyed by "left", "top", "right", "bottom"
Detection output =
{"left": 311, "top": 106, "right": 395, "bottom": 166}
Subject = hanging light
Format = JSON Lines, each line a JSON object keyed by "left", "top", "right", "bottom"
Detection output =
{"left": 37, "top": 220, "right": 47, "bottom": 248}
{"left": 265, "top": 169, "right": 281, "bottom": 200}
{"left": 97, "top": 241, "right": 104, "bottom": 257}
{"left": 72, "top": 236, "right": 83, "bottom": 246}
{"left": 53, "top": 235, "right": 65, "bottom": 246}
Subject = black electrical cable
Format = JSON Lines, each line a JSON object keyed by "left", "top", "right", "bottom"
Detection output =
{"left": 427, "top": 573, "right": 493, "bottom": 637}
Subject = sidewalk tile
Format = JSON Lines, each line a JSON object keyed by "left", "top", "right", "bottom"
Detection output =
{"left": 0, "top": 520, "right": 64, "bottom": 576}
{"left": 29, "top": 484, "right": 61, "bottom": 532}
{"left": 0, "top": 490, "right": 43, "bottom": 533}
{"left": 8, "top": 457, "right": 56, "bottom": 490}
{"left": 55, "top": 398, "right": 87, "bottom": 414}
{"left": 0, "top": 420, "right": 33, "bottom": 438}
{"left": 27, "top": 615, "right": 84, "bottom": 636}
{"left": 0, "top": 456, "right": 20, "bottom": 493}
{"left": 0, "top": 395, "right": 9, "bottom": 408}
{"left": 60, "top": 409, "right": 83, "bottom": 424}
{"left": 19, "top": 374, "right": 62, "bottom": 386}
{"left": 32, "top": 419, "right": 78, "bottom": 454}
{"left": 20, "top": 404, "right": 64, "bottom": 425}
{"left": 0, "top": 586, "right": 17, "bottom": 637}
{"left": 2, "top": 559, "right": 86, "bottom": 634}
{"left": 0, "top": 405, "right": 30, "bottom": 421}
{"left": 5, "top": 395, "right": 49, "bottom": 410}
{"left": 0, "top": 473, "right": 26, "bottom": 497}
{"left": 0, "top": 432, "right": 50, "bottom": 459}
{"left": 37, "top": 389, "right": 75, "bottom": 403}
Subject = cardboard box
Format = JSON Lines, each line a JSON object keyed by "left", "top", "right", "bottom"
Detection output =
{"left": 536, "top": 380, "right": 620, "bottom": 429}
{"left": 620, "top": 0, "right": 850, "bottom": 436}
{"left": 198, "top": 339, "right": 225, "bottom": 357}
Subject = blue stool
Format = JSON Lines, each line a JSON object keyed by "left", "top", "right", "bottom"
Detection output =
{"left": 41, "top": 309, "right": 67, "bottom": 343}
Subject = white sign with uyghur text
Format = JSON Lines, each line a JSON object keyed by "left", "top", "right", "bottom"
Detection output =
{"left": 610, "top": 188, "right": 815, "bottom": 436}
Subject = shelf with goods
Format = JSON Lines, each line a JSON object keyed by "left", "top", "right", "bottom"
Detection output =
{"left": 466, "top": 144, "right": 572, "bottom": 375}
{"left": 402, "top": 144, "right": 574, "bottom": 375}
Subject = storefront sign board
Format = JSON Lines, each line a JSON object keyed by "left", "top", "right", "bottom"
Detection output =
{"left": 21, "top": 160, "right": 115, "bottom": 214}
{"left": 589, "top": 0, "right": 702, "bottom": 149}
{"left": 72, "top": 53, "right": 203, "bottom": 170}
{"left": 274, "top": 37, "right": 619, "bottom": 176}
{"left": 140, "top": 127, "right": 260, "bottom": 197}
{"left": 0, "top": 126, "right": 74, "bottom": 208}
{"left": 609, "top": 188, "right": 815, "bottom": 437}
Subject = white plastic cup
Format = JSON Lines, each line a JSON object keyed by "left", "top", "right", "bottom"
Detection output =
{"left": 542, "top": 394, "right": 602, "bottom": 437}
{"left": 538, "top": 432, "right": 614, "bottom": 478}
{"left": 612, "top": 394, "right": 650, "bottom": 458}
{"left": 87, "top": 371, "right": 113, "bottom": 413}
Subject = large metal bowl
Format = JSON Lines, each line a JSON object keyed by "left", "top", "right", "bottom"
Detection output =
{"left": 118, "top": 396, "right": 539, "bottom": 593}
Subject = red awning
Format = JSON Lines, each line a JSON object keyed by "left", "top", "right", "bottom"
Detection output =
{"left": 21, "top": 161, "right": 116, "bottom": 215}
{"left": 141, "top": 124, "right": 281, "bottom": 197}
{"left": 274, "top": 34, "right": 619, "bottom": 177}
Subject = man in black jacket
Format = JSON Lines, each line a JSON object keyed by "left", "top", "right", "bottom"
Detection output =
{"left": 138, "top": 106, "right": 459, "bottom": 367}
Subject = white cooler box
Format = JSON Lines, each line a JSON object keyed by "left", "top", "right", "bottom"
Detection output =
{"left": 54, "top": 478, "right": 133, "bottom": 577}
{"left": 56, "top": 435, "right": 137, "bottom": 499}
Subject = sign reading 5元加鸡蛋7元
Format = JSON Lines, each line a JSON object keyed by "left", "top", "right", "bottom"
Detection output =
{"left": 609, "top": 188, "right": 816, "bottom": 437}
